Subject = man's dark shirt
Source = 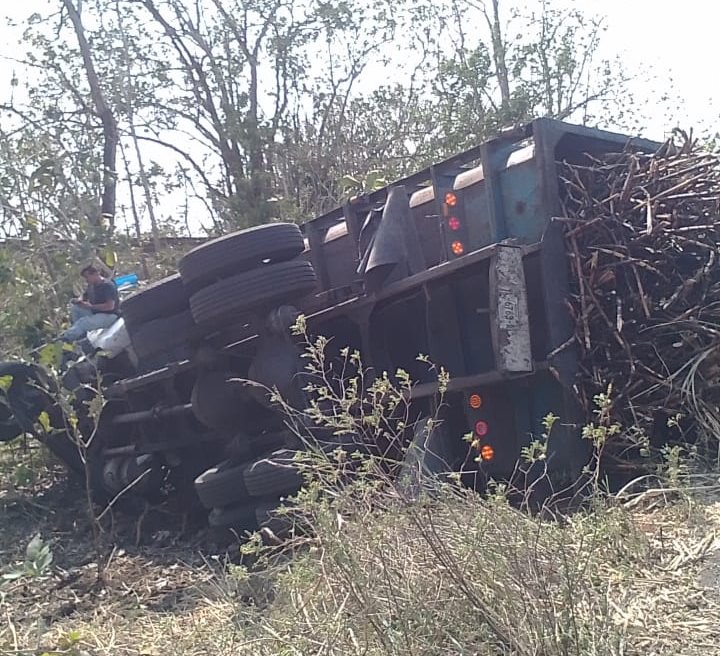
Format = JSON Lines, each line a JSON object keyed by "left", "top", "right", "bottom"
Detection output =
{"left": 83, "top": 279, "right": 119, "bottom": 314}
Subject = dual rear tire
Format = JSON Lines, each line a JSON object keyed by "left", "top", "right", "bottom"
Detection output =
{"left": 121, "top": 223, "right": 316, "bottom": 360}
{"left": 195, "top": 448, "right": 305, "bottom": 536}
{"left": 119, "top": 224, "right": 317, "bottom": 534}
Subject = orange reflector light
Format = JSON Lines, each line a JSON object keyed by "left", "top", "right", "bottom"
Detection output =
{"left": 469, "top": 394, "right": 482, "bottom": 409}
{"left": 451, "top": 240, "right": 465, "bottom": 256}
{"left": 444, "top": 191, "right": 458, "bottom": 207}
{"left": 448, "top": 216, "right": 461, "bottom": 231}
{"left": 475, "top": 420, "right": 489, "bottom": 436}
{"left": 480, "top": 445, "right": 495, "bottom": 461}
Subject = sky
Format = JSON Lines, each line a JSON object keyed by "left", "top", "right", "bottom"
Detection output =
{"left": 579, "top": 0, "right": 718, "bottom": 137}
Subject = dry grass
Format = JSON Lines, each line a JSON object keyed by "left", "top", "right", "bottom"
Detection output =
{"left": 1, "top": 443, "right": 719, "bottom": 655}
{"left": 235, "top": 479, "right": 720, "bottom": 656}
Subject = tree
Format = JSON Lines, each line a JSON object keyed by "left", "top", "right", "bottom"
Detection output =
{"left": 273, "top": 0, "right": 640, "bottom": 208}
{"left": 62, "top": 0, "right": 119, "bottom": 230}
{"left": 1, "top": 0, "right": 646, "bottom": 239}
{"left": 399, "top": 0, "right": 637, "bottom": 159}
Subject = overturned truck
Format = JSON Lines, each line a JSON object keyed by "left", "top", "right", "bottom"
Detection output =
{"left": 1, "top": 119, "right": 666, "bottom": 531}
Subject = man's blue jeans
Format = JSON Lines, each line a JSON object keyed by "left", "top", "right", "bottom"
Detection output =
{"left": 60, "top": 305, "right": 118, "bottom": 342}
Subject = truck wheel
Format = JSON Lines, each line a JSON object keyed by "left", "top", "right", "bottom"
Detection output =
{"left": 208, "top": 500, "right": 293, "bottom": 538}
{"left": 121, "top": 275, "right": 189, "bottom": 328}
{"left": 179, "top": 223, "right": 305, "bottom": 292}
{"left": 194, "top": 449, "right": 304, "bottom": 509}
{"left": 128, "top": 310, "right": 201, "bottom": 360}
{"left": 0, "top": 409, "right": 21, "bottom": 442}
{"left": 189, "top": 260, "right": 317, "bottom": 327}
{"left": 41, "top": 430, "right": 85, "bottom": 475}
{"left": 191, "top": 370, "right": 247, "bottom": 429}
{"left": 0, "top": 361, "right": 59, "bottom": 444}
{"left": 207, "top": 501, "right": 262, "bottom": 531}
{"left": 224, "top": 428, "right": 294, "bottom": 462}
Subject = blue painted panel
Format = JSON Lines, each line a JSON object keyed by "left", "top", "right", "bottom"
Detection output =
{"left": 499, "top": 160, "right": 544, "bottom": 243}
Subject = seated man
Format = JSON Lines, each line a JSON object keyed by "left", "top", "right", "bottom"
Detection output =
{"left": 60, "top": 264, "right": 120, "bottom": 342}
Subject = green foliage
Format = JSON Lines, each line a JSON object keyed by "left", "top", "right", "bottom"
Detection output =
{"left": 283, "top": 318, "right": 448, "bottom": 462}
{"left": 40, "top": 630, "right": 83, "bottom": 656}
{"left": 581, "top": 386, "right": 621, "bottom": 449}
{"left": 1, "top": 534, "right": 54, "bottom": 583}
{"left": 230, "top": 336, "right": 715, "bottom": 656}
{"left": 339, "top": 170, "right": 390, "bottom": 199}
{"left": 38, "top": 343, "right": 64, "bottom": 371}
{"left": 658, "top": 443, "right": 697, "bottom": 489}
{"left": 520, "top": 412, "right": 557, "bottom": 463}
{"left": 1, "top": 0, "right": 650, "bottom": 241}
{"left": 238, "top": 456, "right": 649, "bottom": 655}
{"left": 0, "top": 375, "right": 12, "bottom": 393}
{"left": 37, "top": 410, "right": 52, "bottom": 433}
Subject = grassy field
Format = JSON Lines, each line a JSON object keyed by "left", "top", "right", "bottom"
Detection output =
{"left": 0, "top": 442, "right": 719, "bottom": 656}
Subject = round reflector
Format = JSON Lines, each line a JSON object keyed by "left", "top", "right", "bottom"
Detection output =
{"left": 475, "top": 420, "right": 489, "bottom": 436}
{"left": 451, "top": 241, "right": 465, "bottom": 256}
{"left": 480, "top": 445, "right": 495, "bottom": 461}
{"left": 469, "top": 394, "right": 482, "bottom": 409}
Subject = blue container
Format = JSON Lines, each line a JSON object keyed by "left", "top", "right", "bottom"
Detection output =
{"left": 113, "top": 273, "right": 139, "bottom": 289}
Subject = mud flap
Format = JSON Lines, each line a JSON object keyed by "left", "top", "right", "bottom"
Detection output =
{"left": 490, "top": 245, "right": 532, "bottom": 373}
{"left": 358, "top": 186, "right": 423, "bottom": 292}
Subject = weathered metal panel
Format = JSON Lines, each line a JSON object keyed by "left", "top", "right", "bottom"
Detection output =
{"left": 490, "top": 245, "right": 533, "bottom": 373}
{"left": 499, "top": 159, "right": 543, "bottom": 244}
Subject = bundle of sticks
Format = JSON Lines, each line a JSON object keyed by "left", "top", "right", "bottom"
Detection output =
{"left": 559, "top": 133, "right": 720, "bottom": 450}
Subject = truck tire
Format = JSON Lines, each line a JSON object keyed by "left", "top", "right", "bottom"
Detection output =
{"left": 62, "top": 360, "right": 98, "bottom": 397}
{"left": 179, "top": 223, "right": 305, "bottom": 292}
{"left": 191, "top": 370, "right": 247, "bottom": 429}
{"left": 0, "top": 408, "right": 21, "bottom": 442}
{"left": 0, "top": 361, "right": 86, "bottom": 474}
{"left": 128, "top": 310, "right": 201, "bottom": 360}
{"left": 208, "top": 500, "right": 291, "bottom": 537}
{"left": 120, "top": 275, "right": 189, "bottom": 328}
{"left": 194, "top": 449, "right": 304, "bottom": 509}
{"left": 224, "top": 428, "right": 293, "bottom": 462}
{"left": 189, "top": 260, "right": 317, "bottom": 327}
{"left": 207, "top": 501, "right": 265, "bottom": 531}
{"left": 41, "top": 430, "right": 85, "bottom": 475}
{"left": 0, "top": 361, "right": 54, "bottom": 436}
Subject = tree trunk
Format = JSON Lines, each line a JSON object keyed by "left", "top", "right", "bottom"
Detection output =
{"left": 119, "top": 141, "right": 142, "bottom": 241}
{"left": 63, "top": 0, "right": 118, "bottom": 229}
{"left": 490, "top": 0, "right": 511, "bottom": 113}
{"left": 115, "top": 0, "right": 162, "bottom": 253}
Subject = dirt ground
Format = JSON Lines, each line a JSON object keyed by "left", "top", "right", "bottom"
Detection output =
{"left": 0, "top": 447, "right": 250, "bottom": 655}
{"left": 1, "top": 444, "right": 720, "bottom": 655}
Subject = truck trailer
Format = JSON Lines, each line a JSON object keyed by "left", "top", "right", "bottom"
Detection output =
{"left": 0, "top": 118, "right": 661, "bottom": 531}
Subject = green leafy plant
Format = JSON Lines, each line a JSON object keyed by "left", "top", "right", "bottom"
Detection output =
{"left": 40, "top": 630, "right": 83, "bottom": 656}
{"left": 520, "top": 412, "right": 557, "bottom": 464}
{"left": 339, "top": 169, "right": 389, "bottom": 200}
{"left": 0, "top": 375, "right": 12, "bottom": 393}
{"left": 2, "top": 534, "right": 53, "bottom": 583}
{"left": 658, "top": 443, "right": 696, "bottom": 489}
{"left": 235, "top": 343, "right": 647, "bottom": 656}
